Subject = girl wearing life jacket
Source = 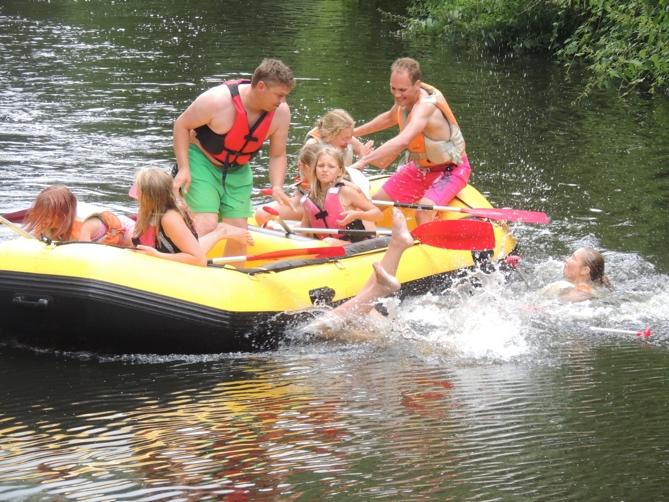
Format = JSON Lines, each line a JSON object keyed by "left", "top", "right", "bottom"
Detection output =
{"left": 132, "top": 168, "right": 252, "bottom": 267}
{"left": 305, "top": 108, "right": 374, "bottom": 197}
{"left": 24, "top": 185, "right": 135, "bottom": 246}
{"left": 254, "top": 141, "right": 321, "bottom": 228}
{"left": 300, "top": 145, "right": 382, "bottom": 244}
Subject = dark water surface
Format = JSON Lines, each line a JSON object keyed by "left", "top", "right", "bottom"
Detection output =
{"left": 1, "top": 0, "right": 669, "bottom": 500}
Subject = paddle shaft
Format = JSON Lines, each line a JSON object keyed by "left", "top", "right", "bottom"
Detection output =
{"left": 208, "top": 245, "right": 346, "bottom": 265}
{"left": 0, "top": 214, "right": 37, "bottom": 240}
{"left": 372, "top": 199, "right": 550, "bottom": 224}
{"left": 589, "top": 326, "right": 651, "bottom": 337}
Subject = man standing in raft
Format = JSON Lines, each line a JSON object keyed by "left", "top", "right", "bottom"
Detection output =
{"left": 349, "top": 57, "right": 470, "bottom": 225}
{"left": 172, "top": 58, "right": 295, "bottom": 256}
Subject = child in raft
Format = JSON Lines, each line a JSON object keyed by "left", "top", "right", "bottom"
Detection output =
{"left": 541, "top": 247, "right": 613, "bottom": 302}
{"left": 300, "top": 145, "right": 383, "bottom": 244}
{"left": 305, "top": 108, "right": 374, "bottom": 195}
{"left": 24, "top": 185, "right": 135, "bottom": 246}
{"left": 254, "top": 141, "right": 320, "bottom": 228}
{"left": 303, "top": 207, "right": 414, "bottom": 341}
{"left": 132, "top": 167, "right": 252, "bottom": 267}
{"left": 255, "top": 109, "right": 375, "bottom": 229}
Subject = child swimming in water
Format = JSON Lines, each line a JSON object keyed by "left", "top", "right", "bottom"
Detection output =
{"left": 541, "top": 247, "right": 613, "bottom": 302}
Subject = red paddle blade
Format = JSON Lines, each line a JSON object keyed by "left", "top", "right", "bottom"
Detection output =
{"left": 2, "top": 209, "right": 29, "bottom": 224}
{"left": 463, "top": 207, "right": 550, "bottom": 224}
{"left": 247, "top": 246, "right": 346, "bottom": 261}
{"left": 262, "top": 205, "right": 280, "bottom": 216}
{"left": 410, "top": 219, "right": 496, "bottom": 250}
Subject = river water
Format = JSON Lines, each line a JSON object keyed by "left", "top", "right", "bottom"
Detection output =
{"left": 1, "top": 0, "right": 668, "bottom": 500}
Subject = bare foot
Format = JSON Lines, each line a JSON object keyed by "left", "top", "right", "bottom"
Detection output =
{"left": 390, "top": 208, "right": 414, "bottom": 250}
{"left": 372, "top": 261, "right": 401, "bottom": 294}
{"left": 216, "top": 223, "right": 254, "bottom": 245}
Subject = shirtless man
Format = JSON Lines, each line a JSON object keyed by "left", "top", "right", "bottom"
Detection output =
{"left": 172, "top": 58, "right": 294, "bottom": 256}
{"left": 349, "top": 57, "right": 471, "bottom": 225}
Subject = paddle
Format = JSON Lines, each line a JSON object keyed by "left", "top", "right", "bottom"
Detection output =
{"left": 208, "top": 245, "right": 346, "bottom": 265}
{"left": 1, "top": 208, "right": 29, "bottom": 224}
{"left": 372, "top": 199, "right": 550, "bottom": 225}
{"left": 290, "top": 219, "right": 495, "bottom": 251}
{"left": 260, "top": 205, "right": 292, "bottom": 234}
{"left": 0, "top": 214, "right": 40, "bottom": 240}
{"left": 589, "top": 326, "right": 652, "bottom": 338}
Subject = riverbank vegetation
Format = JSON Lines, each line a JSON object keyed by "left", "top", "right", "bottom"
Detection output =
{"left": 390, "top": 0, "right": 668, "bottom": 97}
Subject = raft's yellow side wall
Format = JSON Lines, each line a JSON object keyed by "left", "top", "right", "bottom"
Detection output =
{"left": 0, "top": 180, "right": 516, "bottom": 314}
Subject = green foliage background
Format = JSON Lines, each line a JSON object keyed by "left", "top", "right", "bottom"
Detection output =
{"left": 394, "top": 0, "right": 669, "bottom": 96}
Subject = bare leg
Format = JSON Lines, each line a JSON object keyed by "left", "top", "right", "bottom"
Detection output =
{"left": 191, "top": 212, "right": 219, "bottom": 236}
{"left": 371, "top": 187, "right": 392, "bottom": 202}
{"left": 332, "top": 208, "right": 413, "bottom": 320}
{"left": 415, "top": 196, "right": 437, "bottom": 226}
{"left": 220, "top": 218, "right": 249, "bottom": 257}
{"left": 199, "top": 221, "right": 254, "bottom": 255}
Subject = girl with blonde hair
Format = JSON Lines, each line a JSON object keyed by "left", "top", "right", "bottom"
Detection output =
{"left": 300, "top": 145, "right": 382, "bottom": 244}
{"left": 133, "top": 167, "right": 251, "bottom": 266}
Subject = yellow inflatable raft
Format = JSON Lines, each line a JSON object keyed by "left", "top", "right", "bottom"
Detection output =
{"left": 0, "top": 175, "right": 517, "bottom": 353}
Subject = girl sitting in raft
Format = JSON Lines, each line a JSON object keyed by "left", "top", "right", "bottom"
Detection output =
{"left": 300, "top": 145, "right": 382, "bottom": 244}
{"left": 132, "top": 167, "right": 252, "bottom": 266}
{"left": 254, "top": 141, "right": 320, "bottom": 228}
{"left": 541, "top": 247, "right": 613, "bottom": 302}
{"left": 24, "top": 185, "right": 135, "bottom": 246}
{"left": 305, "top": 108, "right": 374, "bottom": 195}
{"left": 304, "top": 208, "right": 414, "bottom": 341}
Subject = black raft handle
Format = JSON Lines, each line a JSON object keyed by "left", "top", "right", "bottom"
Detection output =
{"left": 12, "top": 295, "right": 50, "bottom": 309}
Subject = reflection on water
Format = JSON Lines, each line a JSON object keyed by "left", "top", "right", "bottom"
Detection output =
{"left": 1, "top": 0, "right": 669, "bottom": 499}
{"left": 1, "top": 250, "right": 667, "bottom": 499}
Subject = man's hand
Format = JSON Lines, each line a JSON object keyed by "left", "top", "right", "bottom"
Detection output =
{"left": 173, "top": 168, "right": 191, "bottom": 196}
{"left": 271, "top": 186, "right": 295, "bottom": 211}
{"left": 359, "top": 140, "right": 375, "bottom": 158}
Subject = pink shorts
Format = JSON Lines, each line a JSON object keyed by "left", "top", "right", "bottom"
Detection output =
{"left": 381, "top": 155, "right": 471, "bottom": 205}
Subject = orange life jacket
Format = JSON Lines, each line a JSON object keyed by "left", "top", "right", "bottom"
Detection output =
{"left": 394, "top": 82, "right": 465, "bottom": 168}
{"left": 70, "top": 210, "right": 125, "bottom": 246}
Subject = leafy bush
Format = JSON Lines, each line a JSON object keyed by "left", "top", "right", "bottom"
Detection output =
{"left": 393, "top": 0, "right": 668, "bottom": 96}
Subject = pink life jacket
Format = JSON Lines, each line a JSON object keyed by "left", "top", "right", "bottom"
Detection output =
{"left": 302, "top": 185, "right": 345, "bottom": 234}
{"left": 301, "top": 183, "right": 368, "bottom": 241}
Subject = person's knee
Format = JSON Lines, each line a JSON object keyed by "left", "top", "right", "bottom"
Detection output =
{"left": 371, "top": 188, "right": 390, "bottom": 201}
{"left": 192, "top": 213, "right": 218, "bottom": 235}
{"left": 416, "top": 197, "right": 437, "bottom": 224}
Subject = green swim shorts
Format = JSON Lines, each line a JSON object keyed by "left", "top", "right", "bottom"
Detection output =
{"left": 184, "top": 144, "right": 253, "bottom": 219}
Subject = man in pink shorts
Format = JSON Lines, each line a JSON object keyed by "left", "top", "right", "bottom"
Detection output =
{"left": 349, "top": 57, "right": 471, "bottom": 225}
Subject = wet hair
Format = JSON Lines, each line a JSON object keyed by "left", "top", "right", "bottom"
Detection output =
{"left": 251, "top": 58, "right": 295, "bottom": 89}
{"left": 132, "top": 167, "right": 194, "bottom": 239}
{"left": 581, "top": 247, "right": 613, "bottom": 290}
{"left": 309, "top": 145, "right": 345, "bottom": 207}
{"left": 391, "top": 57, "right": 422, "bottom": 84}
{"left": 296, "top": 141, "right": 321, "bottom": 181}
{"left": 24, "top": 185, "right": 77, "bottom": 241}
{"left": 314, "top": 109, "right": 355, "bottom": 143}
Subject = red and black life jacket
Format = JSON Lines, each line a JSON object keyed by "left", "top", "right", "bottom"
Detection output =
{"left": 194, "top": 80, "right": 275, "bottom": 168}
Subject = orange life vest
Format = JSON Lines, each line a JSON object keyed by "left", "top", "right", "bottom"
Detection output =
{"left": 394, "top": 82, "right": 465, "bottom": 168}
{"left": 70, "top": 210, "right": 126, "bottom": 246}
